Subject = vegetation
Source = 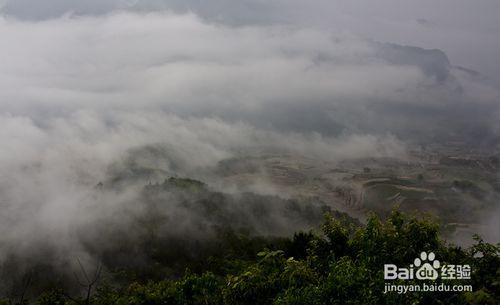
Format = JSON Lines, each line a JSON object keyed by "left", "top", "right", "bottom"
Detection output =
{"left": 3, "top": 209, "right": 498, "bottom": 305}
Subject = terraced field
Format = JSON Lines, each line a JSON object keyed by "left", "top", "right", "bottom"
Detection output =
{"left": 215, "top": 150, "right": 500, "bottom": 243}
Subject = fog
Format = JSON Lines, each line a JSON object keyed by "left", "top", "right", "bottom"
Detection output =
{"left": 2, "top": 0, "right": 500, "bottom": 83}
{"left": 1, "top": 12, "right": 498, "bottom": 139}
{"left": 0, "top": 4, "right": 498, "bottom": 296}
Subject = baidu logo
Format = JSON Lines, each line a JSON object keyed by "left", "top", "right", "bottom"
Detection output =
{"left": 384, "top": 251, "right": 470, "bottom": 281}
{"left": 383, "top": 251, "right": 473, "bottom": 294}
{"left": 414, "top": 251, "right": 440, "bottom": 280}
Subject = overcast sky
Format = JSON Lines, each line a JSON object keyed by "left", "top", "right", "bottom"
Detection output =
{"left": 1, "top": 0, "right": 500, "bottom": 81}
{"left": 0, "top": 0, "right": 499, "bottom": 146}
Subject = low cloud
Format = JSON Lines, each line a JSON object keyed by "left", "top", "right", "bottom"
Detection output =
{"left": 0, "top": 11, "right": 498, "bottom": 292}
{"left": 1, "top": 12, "right": 498, "bottom": 139}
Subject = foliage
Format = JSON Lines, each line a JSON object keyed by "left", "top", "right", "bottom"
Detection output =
{"left": 6, "top": 210, "right": 500, "bottom": 304}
